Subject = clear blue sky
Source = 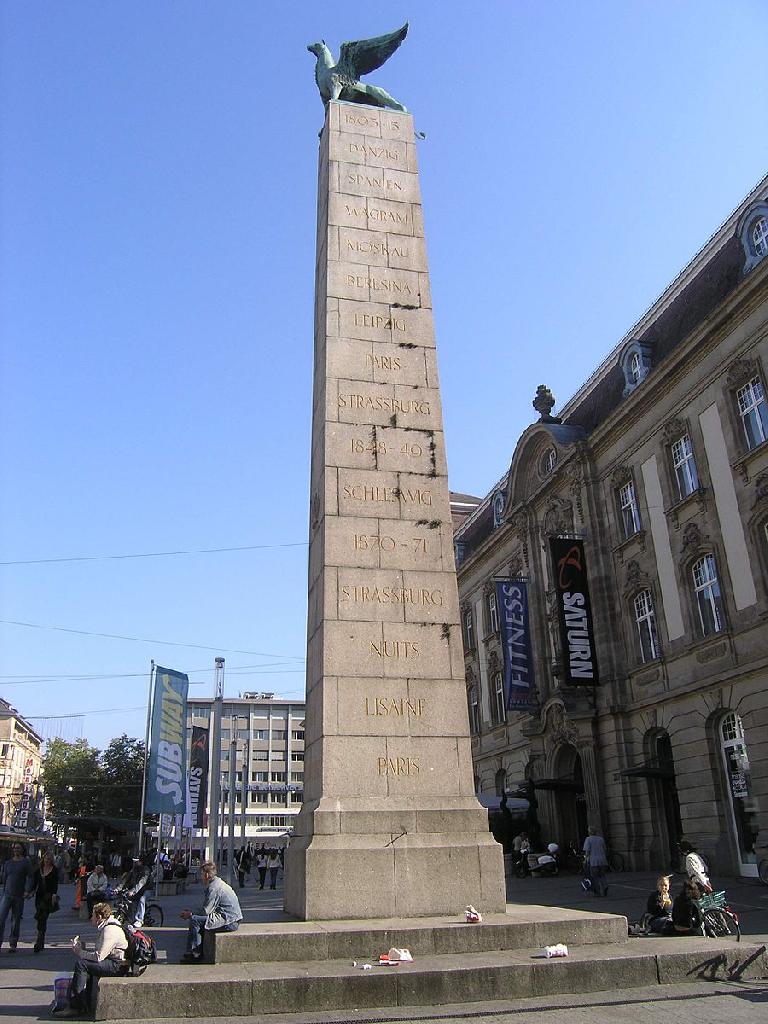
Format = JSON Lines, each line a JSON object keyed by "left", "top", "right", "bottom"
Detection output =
{"left": 1, "top": 2, "right": 766, "bottom": 749}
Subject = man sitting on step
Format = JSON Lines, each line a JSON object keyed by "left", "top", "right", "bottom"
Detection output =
{"left": 180, "top": 861, "right": 242, "bottom": 963}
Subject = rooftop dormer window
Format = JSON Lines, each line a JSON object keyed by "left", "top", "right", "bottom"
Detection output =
{"left": 620, "top": 340, "right": 653, "bottom": 397}
{"left": 738, "top": 202, "right": 768, "bottom": 272}
{"left": 753, "top": 216, "right": 768, "bottom": 258}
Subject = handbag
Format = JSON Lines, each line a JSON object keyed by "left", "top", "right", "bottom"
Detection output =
{"left": 49, "top": 893, "right": 60, "bottom": 914}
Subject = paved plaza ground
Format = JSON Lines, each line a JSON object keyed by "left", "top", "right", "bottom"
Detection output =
{"left": 1, "top": 868, "right": 766, "bottom": 1023}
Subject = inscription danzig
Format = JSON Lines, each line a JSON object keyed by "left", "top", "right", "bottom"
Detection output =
{"left": 365, "top": 696, "right": 427, "bottom": 717}
{"left": 378, "top": 756, "right": 420, "bottom": 777}
{"left": 341, "top": 585, "right": 443, "bottom": 606}
{"left": 339, "top": 393, "right": 430, "bottom": 415}
{"left": 342, "top": 484, "right": 432, "bottom": 506}
{"left": 348, "top": 142, "right": 401, "bottom": 162}
{"left": 369, "top": 640, "right": 420, "bottom": 659}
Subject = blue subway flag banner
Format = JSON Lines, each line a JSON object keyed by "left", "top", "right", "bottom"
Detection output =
{"left": 145, "top": 666, "right": 190, "bottom": 815}
{"left": 549, "top": 538, "right": 599, "bottom": 686}
{"left": 496, "top": 580, "right": 535, "bottom": 708}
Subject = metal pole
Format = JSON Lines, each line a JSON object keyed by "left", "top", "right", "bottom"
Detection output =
{"left": 227, "top": 737, "right": 237, "bottom": 886}
{"left": 208, "top": 658, "right": 224, "bottom": 865}
{"left": 138, "top": 660, "right": 155, "bottom": 855}
{"left": 241, "top": 707, "right": 250, "bottom": 845}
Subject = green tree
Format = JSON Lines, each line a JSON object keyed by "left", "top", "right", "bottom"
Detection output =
{"left": 99, "top": 734, "right": 145, "bottom": 819}
{"left": 41, "top": 738, "right": 103, "bottom": 819}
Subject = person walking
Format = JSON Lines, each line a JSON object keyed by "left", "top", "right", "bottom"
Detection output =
{"left": 32, "top": 851, "right": 59, "bottom": 952}
{"left": 255, "top": 849, "right": 268, "bottom": 890}
{"left": 235, "top": 847, "right": 250, "bottom": 889}
{"left": 179, "top": 861, "right": 242, "bottom": 963}
{"left": 582, "top": 826, "right": 609, "bottom": 896}
{"left": 0, "top": 841, "right": 36, "bottom": 952}
{"left": 267, "top": 850, "right": 280, "bottom": 890}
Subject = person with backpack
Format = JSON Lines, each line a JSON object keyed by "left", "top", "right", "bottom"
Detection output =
{"left": 53, "top": 901, "right": 128, "bottom": 1018}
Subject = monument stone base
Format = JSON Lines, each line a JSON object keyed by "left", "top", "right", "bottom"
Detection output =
{"left": 284, "top": 800, "right": 506, "bottom": 919}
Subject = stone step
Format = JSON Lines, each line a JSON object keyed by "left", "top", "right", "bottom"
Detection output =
{"left": 96, "top": 937, "right": 766, "bottom": 1021}
{"left": 208, "top": 905, "right": 627, "bottom": 963}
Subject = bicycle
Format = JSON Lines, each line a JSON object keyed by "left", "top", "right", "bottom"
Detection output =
{"left": 110, "top": 890, "right": 164, "bottom": 928}
{"left": 697, "top": 890, "right": 740, "bottom": 942}
{"left": 607, "top": 850, "right": 625, "bottom": 873}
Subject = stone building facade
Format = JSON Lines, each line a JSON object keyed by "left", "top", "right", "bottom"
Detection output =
{"left": 185, "top": 692, "right": 305, "bottom": 854}
{"left": 0, "top": 698, "right": 43, "bottom": 829}
{"left": 455, "top": 176, "right": 768, "bottom": 878}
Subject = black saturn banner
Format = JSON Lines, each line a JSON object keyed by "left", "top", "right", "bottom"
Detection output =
{"left": 549, "top": 537, "right": 599, "bottom": 686}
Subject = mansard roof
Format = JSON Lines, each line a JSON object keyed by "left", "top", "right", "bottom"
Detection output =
{"left": 453, "top": 173, "right": 768, "bottom": 565}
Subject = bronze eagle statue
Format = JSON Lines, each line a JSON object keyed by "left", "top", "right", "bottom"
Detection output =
{"left": 307, "top": 23, "right": 409, "bottom": 112}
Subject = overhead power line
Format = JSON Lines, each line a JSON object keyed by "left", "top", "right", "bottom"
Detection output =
{"left": 0, "top": 541, "right": 307, "bottom": 567}
{"left": 0, "top": 619, "right": 306, "bottom": 660}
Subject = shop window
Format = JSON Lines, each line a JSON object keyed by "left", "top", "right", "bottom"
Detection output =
{"left": 692, "top": 554, "right": 724, "bottom": 636}
{"left": 670, "top": 434, "right": 699, "bottom": 500}
{"left": 633, "top": 589, "right": 660, "bottom": 663}
{"left": 719, "top": 712, "right": 760, "bottom": 872}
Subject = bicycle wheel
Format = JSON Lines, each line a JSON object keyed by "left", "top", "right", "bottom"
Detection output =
{"left": 608, "top": 851, "right": 625, "bottom": 873}
{"left": 702, "top": 908, "right": 731, "bottom": 937}
{"left": 143, "top": 904, "right": 164, "bottom": 927}
{"left": 758, "top": 859, "right": 768, "bottom": 886}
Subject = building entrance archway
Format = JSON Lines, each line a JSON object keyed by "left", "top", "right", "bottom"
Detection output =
{"left": 552, "top": 744, "right": 588, "bottom": 847}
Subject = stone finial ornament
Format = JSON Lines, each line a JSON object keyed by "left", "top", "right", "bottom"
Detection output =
{"left": 533, "top": 385, "right": 559, "bottom": 423}
{"left": 307, "top": 23, "right": 409, "bottom": 111}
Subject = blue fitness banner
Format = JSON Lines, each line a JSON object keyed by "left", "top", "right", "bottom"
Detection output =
{"left": 496, "top": 580, "right": 535, "bottom": 708}
{"left": 549, "top": 537, "right": 600, "bottom": 686}
{"left": 145, "top": 666, "right": 189, "bottom": 815}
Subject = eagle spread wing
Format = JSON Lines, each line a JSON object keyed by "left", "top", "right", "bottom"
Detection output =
{"left": 336, "top": 23, "right": 408, "bottom": 80}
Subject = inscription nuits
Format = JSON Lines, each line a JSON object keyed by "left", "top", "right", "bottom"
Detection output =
{"left": 369, "top": 639, "right": 420, "bottom": 659}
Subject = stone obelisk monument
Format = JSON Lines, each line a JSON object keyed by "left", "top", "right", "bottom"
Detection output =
{"left": 284, "top": 97, "right": 506, "bottom": 920}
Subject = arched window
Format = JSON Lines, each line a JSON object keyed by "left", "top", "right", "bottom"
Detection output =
{"left": 540, "top": 447, "right": 557, "bottom": 476}
{"left": 629, "top": 352, "right": 642, "bottom": 385}
{"left": 495, "top": 767, "right": 507, "bottom": 796}
{"left": 752, "top": 216, "right": 768, "bottom": 258}
{"left": 719, "top": 712, "right": 760, "bottom": 874}
{"left": 633, "top": 589, "right": 660, "bottom": 662}
{"left": 692, "top": 554, "right": 724, "bottom": 636}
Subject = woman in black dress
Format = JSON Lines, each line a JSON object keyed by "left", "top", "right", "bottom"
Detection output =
{"left": 33, "top": 851, "right": 59, "bottom": 952}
